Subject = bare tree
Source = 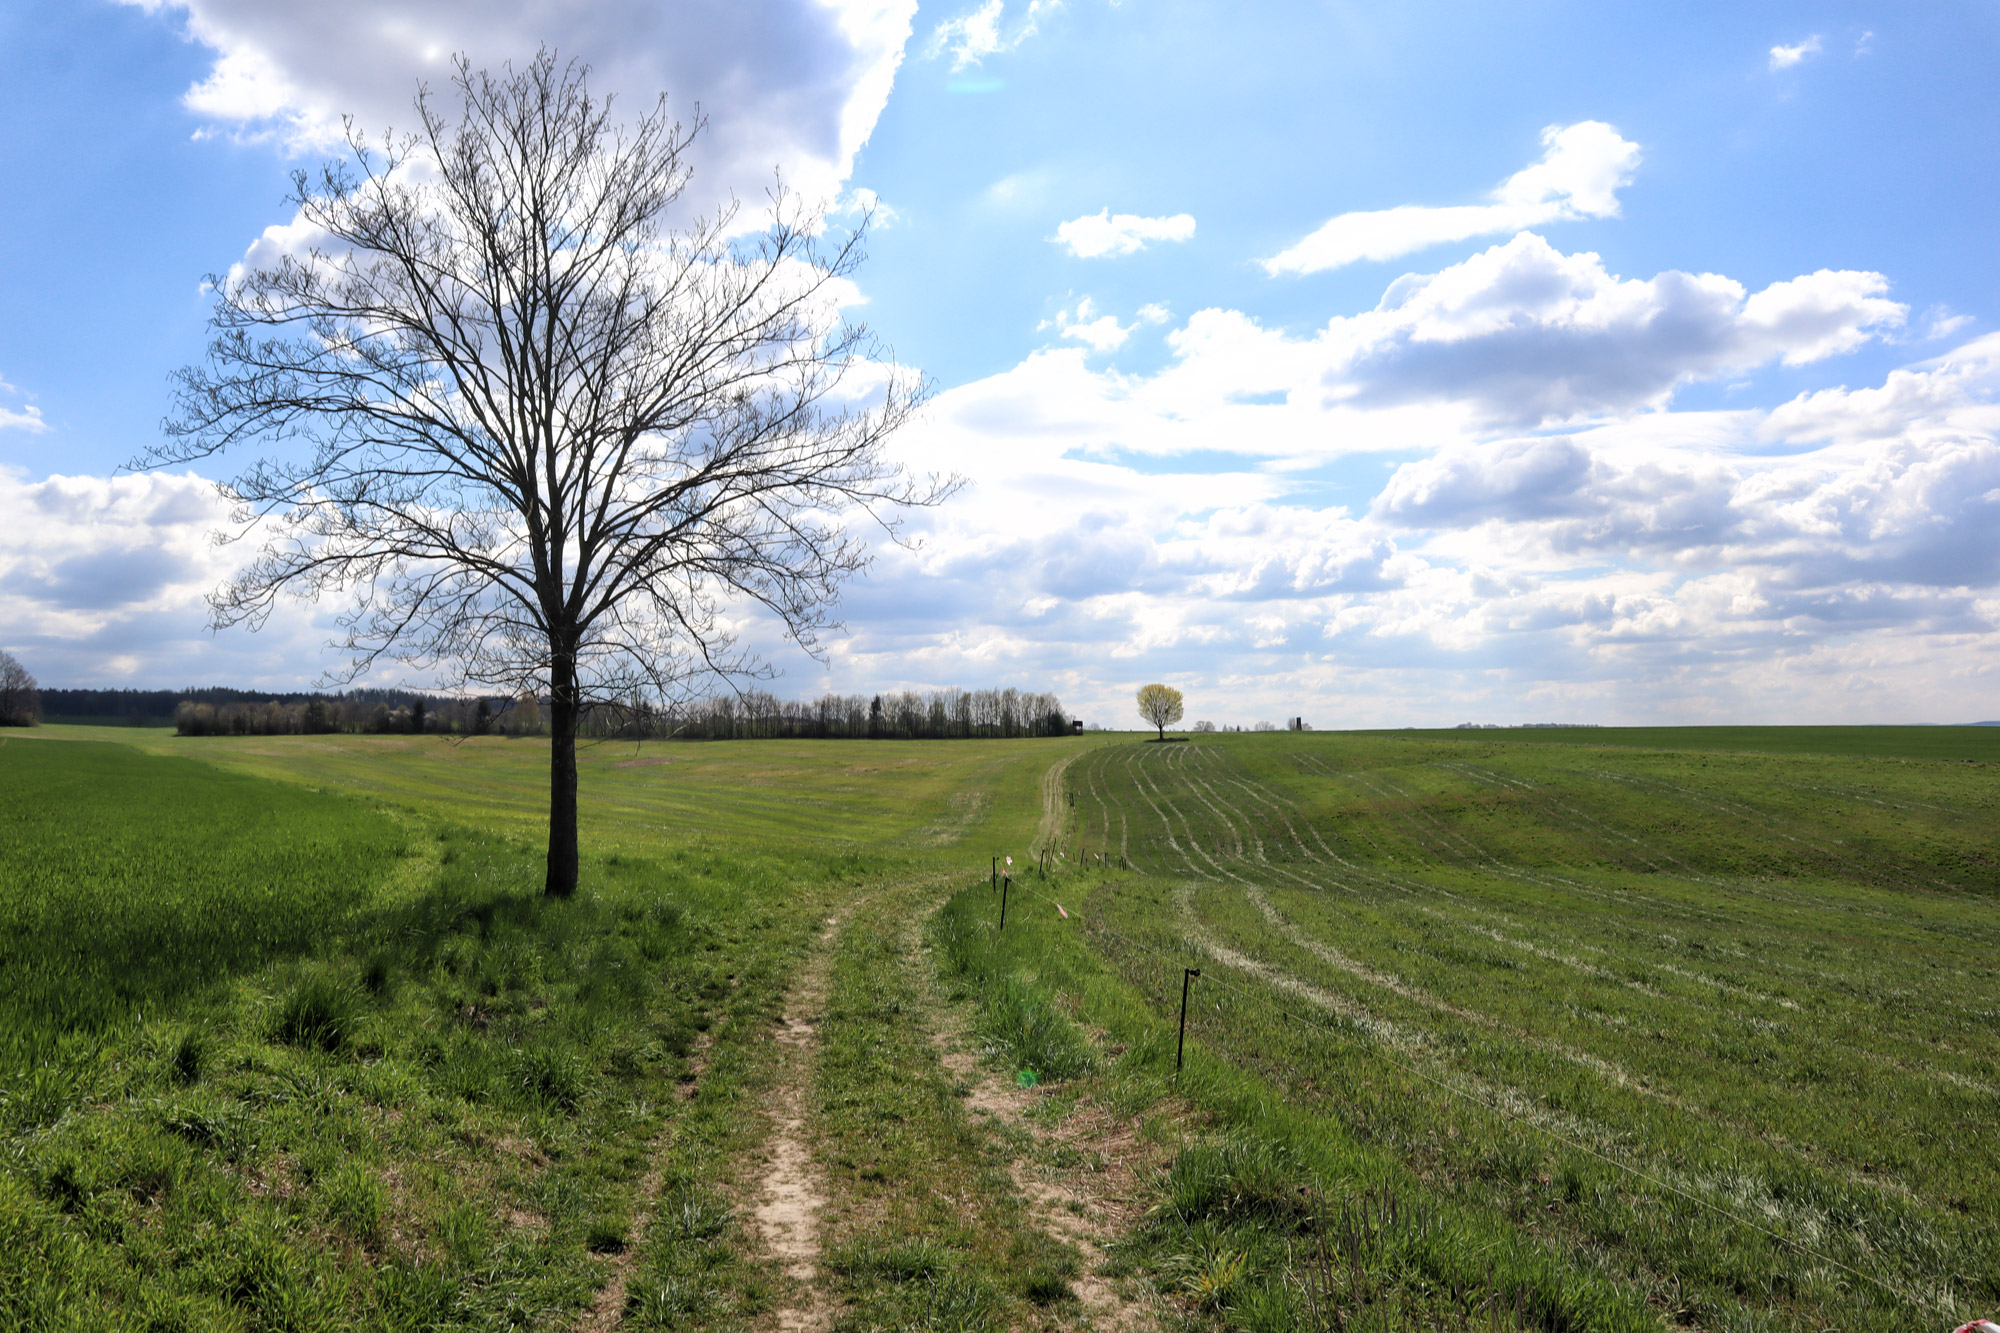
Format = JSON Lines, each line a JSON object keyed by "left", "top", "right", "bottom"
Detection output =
{"left": 1135, "top": 683, "right": 1183, "bottom": 740}
{"left": 143, "top": 52, "right": 947, "bottom": 895}
{"left": 0, "top": 650, "right": 40, "bottom": 727}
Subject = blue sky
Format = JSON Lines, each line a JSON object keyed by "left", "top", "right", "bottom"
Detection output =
{"left": 3, "top": 1, "right": 1999, "bottom": 725}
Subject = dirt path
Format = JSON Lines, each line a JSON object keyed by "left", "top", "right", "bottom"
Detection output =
{"left": 933, "top": 1023, "right": 1159, "bottom": 1331}
{"left": 909, "top": 847, "right": 1158, "bottom": 1333}
{"left": 1034, "top": 750, "right": 1080, "bottom": 860}
{"left": 754, "top": 916, "right": 841, "bottom": 1333}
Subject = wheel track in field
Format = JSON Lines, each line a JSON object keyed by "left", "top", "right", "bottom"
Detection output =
{"left": 1593, "top": 769, "right": 1969, "bottom": 901}
{"left": 1118, "top": 747, "right": 1970, "bottom": 1201}
{"left": 1120, "top": 744, "right": 1998, "bottom": 1062}
{"left": 1441, "top": 759, "right": 1939, "bottom": 930}
{"left": 1207, "top": 753, "right": 1897, "bottom": 1022}
{"left": 1248, "top": 750, "right": 2000, "bottom": 1078}
{"left": 1178, "top": 749, "right": 1704, "bottom": 988}
{"left": 1167, "top": 887, "right": 1923, "bottom": 1241}
{"left": 1140, "top": 751, "right": 1737, "bottom": 1117}
{"left": 1303, "top": 754, "right": 1856, "bottom": 942}
{"left": 1232, "top": 756, "right": 2000, "bottom": 1056}
{"left": 1032, "top": 751, "right": 1080, "bottom": 860}
{"left": 754, "top": 914, "right": 843, "bottom": 1333}
{"left": 1076, "top": 747, "right": 1133, "bottom": 869}
{"left": 1434, "top": 756, "right": 2000, "bottom": 959}
{"left": 1190, "top": 762, "right": 1994, "bottom": 1091}
{"left": 1146, "top": 757, "right": 1770, "bottom": 1114}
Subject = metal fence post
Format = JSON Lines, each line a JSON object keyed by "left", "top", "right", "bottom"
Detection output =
{"left": 1177, "top": 968, "right": 1201, "bottom": 1075}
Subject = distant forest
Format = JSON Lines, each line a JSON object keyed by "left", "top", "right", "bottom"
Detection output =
{"left": 40, "top": 685, "right": 1075, "bottom": 741}
{"left": 41, "top": 687, "right": 443, "bottom": 728}
{"left": 643, "top": 688, "right": 1074, "bottom": 740}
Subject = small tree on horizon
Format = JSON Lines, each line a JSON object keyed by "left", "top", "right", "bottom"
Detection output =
{"left": 1135, "top": 683, "right": 1184, "bottom": 741}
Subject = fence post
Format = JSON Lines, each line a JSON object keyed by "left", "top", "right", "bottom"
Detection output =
{"left": 1000, "top": 874, "right": 1011, "bottom": 932}
{"left": 991, "top": 856, "right": 997, "bottom": 892}
{"left": 1177, "top": 968, "right": 1201, "bottom": 1075}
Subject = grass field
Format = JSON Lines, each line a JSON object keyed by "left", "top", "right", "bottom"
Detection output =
{"left": 1, "top": 724, "right": 1995, "bottom": 1331}
{"left": 0, "top": 728, "right": 1065, "bottom": 1330}
{"left": 951, "top": 729, "right": 2000, "bottom": 1330}
{"left": 1383, "top": 724, "right": 2000, "bottom": 763}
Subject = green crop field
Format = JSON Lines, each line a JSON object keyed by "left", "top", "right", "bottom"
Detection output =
{"left": 1, "top": 726, "right": 1995, "bottom": 1332}
{"left": 1381, "top": 724, "right": 2000, "bottom": 763}
{"left": 948, "top": 731, "right": 2000, "bottom": 1331}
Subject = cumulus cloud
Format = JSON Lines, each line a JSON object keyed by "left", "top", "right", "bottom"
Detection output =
{"left": 1047, "top": 297, "right": 1133, "bottom": 351}
{"left": 0, "top": 466, "right": 469, "bottom": 688}
{"left": 1052, "top": 208, "right": 1196, "bottom": 259}
{"left": 0, "top": 470, "right": 231, "bottom": 620}
{"left": 1319, "top": 234, "right": 1905, "bottom": 423}
{"left": 817, "top": 244, "right": 1980, "bottom": 726}
{"left": 1264, "top": 121, "right": 1640, "bottom": 276}
{"left": 123, "top": 0, "right": 917, "bottom": 209}
{"left": 926, "top": 0, "right": 1058, "bottom": 71}
{"left": 1769, "top": 36, "right": 1822, "bottom": 70}
{"left": 18, "top": 184, "right": 1987, "bottom": 726}
{"left": 0, "top": 375, "right": 47, "bottom": 434}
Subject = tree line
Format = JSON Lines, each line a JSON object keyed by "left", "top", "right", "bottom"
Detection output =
{"left": 613, "top": 687, "right": 1072, "bottom": 740}
{"left": 173, "top": 692, "right": 540, "bottom": 737}
{"left": 167, "top": 685, "right": 1071, "bottom": 741}
{"left": 43, "top": 685, "right": 457, "bottom": 727}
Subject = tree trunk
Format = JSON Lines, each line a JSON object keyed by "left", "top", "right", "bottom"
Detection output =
{"left": 545, "top": 647, "right": 581, "bottom": 897}
{"left": 1157, "top": 722, "right": 1165, "bottom": 741}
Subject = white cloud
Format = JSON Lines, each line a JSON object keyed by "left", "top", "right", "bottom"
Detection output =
{"left": 123, "top": 0, "right": 917, "bottom": 210}
{"left": 16, "top": 182, "right": 1986, "bottom": 725}
{"left": 818, "top": 246, "right": 1971, "bottom": 727}
{"left": 1263, "top": 121, "right": 1640, "bottom": 276}
{"left": 0, "top": 466, "right": 489, "bottom": 689}
{"left": 0, "top": 375, "right": 48, "bottom": 434}
{"left": 1052, "top": 208, "right": 1196, "bottom": 259}
{"left": 927, "top": 0, "right": 1059, "bottom": 72}
{"left": 1924, "top": 306, "right": 1973, "bottom": 341}
{"left": 1050, "top": 297, "right": 1132, "bottom": 351}
{"left": 1306, "top": 234, "right": 1902, "bottom": 424}
{"left": 1769, "top": 35, "right": 1823, "bottom": 70}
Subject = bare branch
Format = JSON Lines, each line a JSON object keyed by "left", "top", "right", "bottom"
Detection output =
{"left": 144, "top": 49, "right": 957, "bottom": 894}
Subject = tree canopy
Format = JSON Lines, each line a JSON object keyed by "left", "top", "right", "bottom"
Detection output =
{"left": 144, "top": 51, "right": 947, "bottom": 893}
{"left": 0, "top": 650, "right": 39, "bottom": 727}
{"left": 1135, "top": 683, "right": 1184, "bottom": 740}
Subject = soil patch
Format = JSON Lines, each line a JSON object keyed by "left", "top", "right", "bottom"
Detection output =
{"left": 754, "top": 918, "right": 841, "bottom": 1332}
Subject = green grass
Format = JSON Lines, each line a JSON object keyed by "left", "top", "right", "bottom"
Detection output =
{"left": 1378, "top": 723, "right": 2000, "bottom": 762}
{"left": 0, "top": 740, "right": 412, "bottom": 1069}
{"left": 9, "top": 722, "right": 2000, "bottom": 1330}
{"left": 0, "top": 728, "right": 1085, "bottom": 1330}
{"left": 931, "top": 731, "right": 2000, "bottom": 1330}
